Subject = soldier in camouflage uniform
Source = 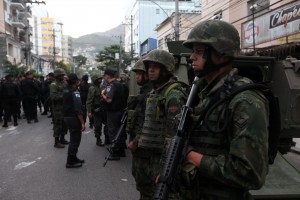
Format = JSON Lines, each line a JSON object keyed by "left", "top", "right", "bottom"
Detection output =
{"left": 50, "top": 68, "right": 69, "bottom": 148}
{"left": 86, "top": 74, "right": 107, "bottom": 146}
{"left": 178, "top": 20, "right": 269, "bottom": 199}
{"left": 128, "top": 50, "right": 187, "bottom": 199}
{"left": 127, "top": 59, "right": 153, "bottom": 198}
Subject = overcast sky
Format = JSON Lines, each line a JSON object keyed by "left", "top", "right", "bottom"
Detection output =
{"left": 32, "top": 0, "right": 134, "bottom": 38}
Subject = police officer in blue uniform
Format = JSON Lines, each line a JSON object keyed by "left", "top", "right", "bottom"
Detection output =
{"left": 63, "top": 73, "right": 86, "bottom": 168}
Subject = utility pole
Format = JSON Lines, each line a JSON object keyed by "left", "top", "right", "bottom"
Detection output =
{"left": 250, "top": 1, "right": 257, "bottom": 51}
{"left": 130, "top": 15, "right": 133, "bottom": 60}
{"left": 24, "top": 0, "right": 45, "bottom": 66}
{"left": 57, "top": 22, "right": 64, "bottom": 63}
{"left": 175, "top": 0, "right": 179, "bottom": 41}
{"left": 118, "top": 35, "right": 122, "bottom": 74}
{"left": 123, "top": 16, "right": 134, "bottom": 60}
{"left": 52, "top": 28, "right": 56, "bottom": 69}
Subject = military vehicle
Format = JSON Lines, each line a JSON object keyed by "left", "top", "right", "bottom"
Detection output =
{"left": 167, "top": 41, "right": 300, "bottom": 199}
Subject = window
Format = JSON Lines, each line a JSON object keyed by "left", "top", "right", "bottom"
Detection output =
{"left": 156, "top": 9, "right": 160, "bottom": 14}
{"left": 158, "top": 39, "right": 163, "bottom": 49}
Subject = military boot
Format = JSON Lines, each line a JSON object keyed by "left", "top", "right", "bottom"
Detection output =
{"left": 27, "top": 118, "right": 31, "bottom": 124}
{"left": 66, "top": 155, "right": 82, "bottom": 168}
{"left": 96, "top": 137, "right": 104, "bottom": 147}
{"left": 2, "top": 121, "right": 8, "bottom": 128}
{"left": 60, "top": 135, "right": 69, "bottom": 145}
{"left": 75, "top": 156, "right": 85, "bottom": 164}
{"left": 54, "top": 137, "right": 65, "bottom": 148}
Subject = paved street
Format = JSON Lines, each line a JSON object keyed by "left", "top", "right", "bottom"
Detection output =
{"left": 1, "top": 114, "right": 300, "bottom": 200}
{"left": 0, "top": 115, "right": 139, "bottom": 200}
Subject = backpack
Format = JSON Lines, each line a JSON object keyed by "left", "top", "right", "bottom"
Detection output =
{"left": 201, "top": 76, "right": 281, "bottom": 164}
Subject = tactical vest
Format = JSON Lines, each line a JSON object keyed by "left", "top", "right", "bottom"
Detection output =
{"left": 127, "top": 96, "right": 145, "bottom": 139}
{"left": 139, "top": 81, "right": 186, "bottom": 150}
{"left": 126, "top": 83, "right": 153, "bottom": 140}
{"left": 190, "top": 76, "right": 253, "bottom": 156}
{"left": 91, "top": 85, "right": 102, "bottom": 108}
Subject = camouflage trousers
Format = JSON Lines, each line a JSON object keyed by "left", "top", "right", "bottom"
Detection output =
{"left": 53, "top": 116, "right": 68, "bottom": 138}
{"left": 132, "top": 148, "right": 179, "bottom": 200}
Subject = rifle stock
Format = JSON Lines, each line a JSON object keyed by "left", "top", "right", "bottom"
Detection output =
{"left": 154, "top": 77, "right": 199, "bottom": 200}
{"left": 103, "top": 111, "right": 128, "bottom": 167}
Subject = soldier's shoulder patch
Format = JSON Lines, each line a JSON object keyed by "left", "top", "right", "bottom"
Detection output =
{"left": 168, "top": 98, "right": 179, "bottom": 113}
{"left": 233, "top": 111, "right": 249, "bottom": 129}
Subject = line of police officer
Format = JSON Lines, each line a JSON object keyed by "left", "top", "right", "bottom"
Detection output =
{"left": 0, "top": 71, "right": 52, "bottom": 127}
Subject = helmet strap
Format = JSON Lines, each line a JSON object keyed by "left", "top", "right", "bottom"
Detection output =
{"left": 195, "top": 47, "right": 231, "bottom": 78}
{"left": 150, "top": 66, "right": 172, "bottom": 88}
{"left": 137, "top": 72, "right": 148, "bottom": 86}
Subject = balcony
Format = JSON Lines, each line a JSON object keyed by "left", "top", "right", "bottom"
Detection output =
{"left": 11, "top": 17, "right": 26, "bottom": 29}
{"left": 10, "top": 0, "right": 25, "bottom": 10}
{"left": 18, "top": 6, "right": 32, "bottom": 18}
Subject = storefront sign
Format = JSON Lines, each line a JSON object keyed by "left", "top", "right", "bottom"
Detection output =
{"left": 242, "top": 1, "right": 300, "bottom": 48}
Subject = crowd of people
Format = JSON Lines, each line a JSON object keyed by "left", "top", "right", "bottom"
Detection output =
{"left": 0, "top": 20, "right": 270, "bottom": 200}
{"left": 0, "top": 71, "right": 54, "bottom": 127}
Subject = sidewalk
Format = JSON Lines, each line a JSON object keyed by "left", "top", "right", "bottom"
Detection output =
{"left": 292, "top": 138, "right": 300, "bottom": 154}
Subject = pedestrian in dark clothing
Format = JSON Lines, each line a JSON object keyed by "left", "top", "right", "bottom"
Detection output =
{"left": 0, "top": 74, "right": 21, "bottom": 127}
{"left": 20, "top": 71, "right": 40, "bottom": 123}
{"left": 63, "top": 73, "right": 86, "bottom": 168}
{"left": 102, "top": 69, "right": 129, "bottom": 160}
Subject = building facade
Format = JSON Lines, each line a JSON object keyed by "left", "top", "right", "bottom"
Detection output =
{"left": 0, "top": 0, "right": 32, "bottom": 76}
{"left": 156, "top": 0, "right": 299, "bottom": 52}
{"left": 124, "top": 0, "right": 200, "bottom": 56}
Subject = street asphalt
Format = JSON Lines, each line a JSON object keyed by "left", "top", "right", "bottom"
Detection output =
{"left": 0, "top": 114, "right": 139, "bottom": 200}
{"left": 1, "top": 113, "right": 299, "bottom": 200}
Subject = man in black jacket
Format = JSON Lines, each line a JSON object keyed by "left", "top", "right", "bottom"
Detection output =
{"left": 20, "top": 71, "right": 39, "bottom": 123}
{"left": 0, "top": 74, "right": 21, "bottom": 127}
{"left": 63, "top": 73, "right": 86, "bottom": 168}
{"left": 102, "top": 69, "right": 128, "bottom": 160}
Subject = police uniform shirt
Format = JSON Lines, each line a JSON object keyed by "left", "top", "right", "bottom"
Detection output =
{"left": 105, "top": 80, "right": 123, "bottom": 111}
{"left": 73, "top": 91, "right": 84, "bottom": 115}
{"left": 63, "top": 88, "right": 84, "bottom": 117}
{"left": 105, "top": 81, "right": 116, "bottom": 100}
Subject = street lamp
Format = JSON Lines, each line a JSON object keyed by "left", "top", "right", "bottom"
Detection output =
{"left": 250, "top": 3, "right": 257, "bottom": 51}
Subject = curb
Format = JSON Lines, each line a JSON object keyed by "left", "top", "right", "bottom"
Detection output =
{"left": 291, "top": 147, "right": 300, "bottom": 155}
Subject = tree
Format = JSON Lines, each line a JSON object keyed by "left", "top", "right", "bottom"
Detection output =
{"left": 73, "top": 55, "right": 87, "bottom": 68}
{"left": 57, "top": 61, "right": 71, "bottom": 75}
{"left": 95, "top": 44, "right": 131, "bottom": 71}
{"left": 3, "top": 61, "right": 28, "bottom": 77}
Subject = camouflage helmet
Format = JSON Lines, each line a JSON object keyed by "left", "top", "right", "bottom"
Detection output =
{"left": 132, "top": 59, "right": 146, "bottom": 73}
{"left": 91, "top": 74, "right": 101, "bottom": 83}
{"left": 53, "top": 68, "right": 65, "bottom": 77}
{"left": 183, "top": 20, "right": 240, "bottom": 57}
{"left": 143, "top": 49, "right": 175, "bottom": 73}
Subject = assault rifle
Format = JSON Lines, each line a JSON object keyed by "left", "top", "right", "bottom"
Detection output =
{"left": 103, "top": 111, "right": 128, "bottom": 167}
{"left": 154, "top": 77, "right": 199, "bottom": 200}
